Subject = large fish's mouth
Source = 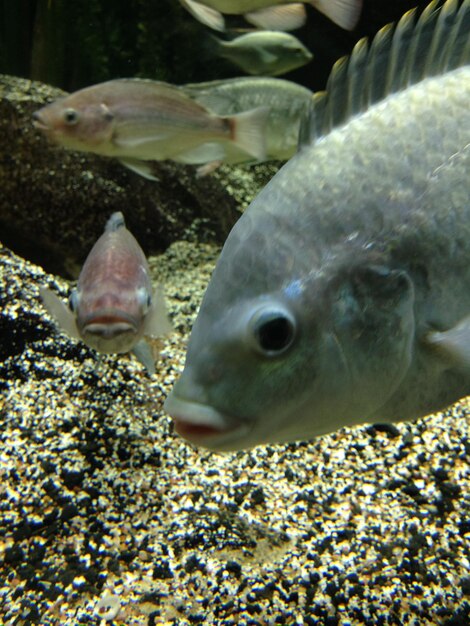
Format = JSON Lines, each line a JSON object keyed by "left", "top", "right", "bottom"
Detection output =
{"left": 164, "top": 394, "right": 251, "bottom": 450}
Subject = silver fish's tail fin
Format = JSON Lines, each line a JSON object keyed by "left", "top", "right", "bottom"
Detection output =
{"left": 228, "top": 106, "right": 269, "bottom": 162}
{"left": 299, "top": 0, "right": 470, "bottom": 149}
{"left": 105, "top": 211, "right": 126, "bottom": 232}
{"left": 310, "top": 0, "right": 362, "bottom": 31}
{"left": 40, "top": 286, "right": 80, "bottom": 340}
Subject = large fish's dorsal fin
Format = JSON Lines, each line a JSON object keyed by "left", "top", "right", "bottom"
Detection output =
{"left": 299, "top": 0, "right": 470, "bottom": 149}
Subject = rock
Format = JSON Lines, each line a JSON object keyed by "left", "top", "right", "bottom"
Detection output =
{"left": 0, "top": 74, "right": 277, "bottom": 277}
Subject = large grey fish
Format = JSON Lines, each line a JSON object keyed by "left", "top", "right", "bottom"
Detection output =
{"left": 33, "top": 78, "right": 268, "bottom": 180}
{"left": 184, "top": 76, "right": 313, "bottom": 163}
{"left": 40, "top": 212, "right": 171, "bottom": 374}
{"left": 180, "top": 0, "right": 362, "bottom": 31}
{"left": 165, "top": 0, "right": 470, "bottom": 450}
{"left": 213, "top": 31, "right": 313, "bottom": 76}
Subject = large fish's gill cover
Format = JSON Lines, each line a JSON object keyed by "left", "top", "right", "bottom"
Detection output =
{"left": 165, "top": 0, "right": 470, "bottom": 451}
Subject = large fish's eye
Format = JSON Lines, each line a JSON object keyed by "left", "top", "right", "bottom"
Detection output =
{"left": 63, "top": 108, "right": 79, "bottom": 125}
{"left": 250, "top": 307, "right": 296, "bottom": 357}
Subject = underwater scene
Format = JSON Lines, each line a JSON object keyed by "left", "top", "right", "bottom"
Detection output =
{"left": 1, "top": 0, "right": 470, "bottom": 624}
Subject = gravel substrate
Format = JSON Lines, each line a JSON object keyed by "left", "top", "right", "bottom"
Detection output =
{"left": 1, "top": 241, "right": 469, "bottom": 625}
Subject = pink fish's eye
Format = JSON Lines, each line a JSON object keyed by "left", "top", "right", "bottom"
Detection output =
{"left": 63, "top": 108, "right": 79, "bottom": 125}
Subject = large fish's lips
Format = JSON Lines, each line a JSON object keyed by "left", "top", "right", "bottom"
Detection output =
{"left": 164, "top": 394, "right": 250, "bottom": 448}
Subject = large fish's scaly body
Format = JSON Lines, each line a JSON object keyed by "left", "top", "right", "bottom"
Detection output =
{"left": 41, "top": 212, "right": 171, "bottom": 374}
{"left": 183, "top": 77, "right": 313, "bottom": 162}
{"left": 165, "top": 0, "right": 470, "bottom": 450}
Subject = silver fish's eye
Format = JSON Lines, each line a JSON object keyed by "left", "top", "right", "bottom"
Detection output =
{"left": 63, "top": 108, "right": 79, "bottom": 125}
{"left": 249, "top": 306, "right": 296, "bottom": 356}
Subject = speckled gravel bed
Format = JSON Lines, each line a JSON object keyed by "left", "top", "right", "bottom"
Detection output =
{"left": 1, "top": 241, "right": 470, "bottom": 625}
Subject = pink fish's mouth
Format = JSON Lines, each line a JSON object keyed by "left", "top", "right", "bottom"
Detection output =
{"left": 81, "top": 309, "right": 138, "bottom": 333}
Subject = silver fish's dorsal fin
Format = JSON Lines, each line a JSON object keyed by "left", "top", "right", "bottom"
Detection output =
{"left": 299, "top": 0, "right": 470, "bottom": 149}
{"left": 105, "top": 211, "right": 126, "bottom": 232}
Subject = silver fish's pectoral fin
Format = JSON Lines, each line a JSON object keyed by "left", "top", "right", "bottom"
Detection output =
{"left": 258, "top": 48, "right": 278, "bottom": 66}
{"left": 132, "top": 340, "right": 156, "bottom": 376}
{"left": 426, "top": 316, "right": 470, "bottom": 369}
{"left": 40, "top": 286, "right": 80, "bottom": 340}
{"left": 145, "top": 286, "right": 173, "bottom": 338}
{"left": 118, "top": 158, "right": 160, "bottom": 181}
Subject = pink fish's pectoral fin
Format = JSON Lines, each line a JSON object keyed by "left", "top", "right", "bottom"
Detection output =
{"left": 39, "top": 286, "right": 80, "bottom": 341}
{"left": 311, "top": 0, "right": 362, "bottom": 30}
{"left": 132, "top": 340, "right": 156, "bottom": 376}
{"left": 145, "top": 286, "right": 173, "bottom": 338}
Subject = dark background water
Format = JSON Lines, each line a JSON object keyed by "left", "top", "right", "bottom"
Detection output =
{"left": 1, "top": 0, "right": 436, "bottom": 92}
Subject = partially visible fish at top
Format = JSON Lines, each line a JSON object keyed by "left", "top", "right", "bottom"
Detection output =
{"left": 165, "top": 0, "right": 470, "bottom": 450}
{"left": 33, "top": 78, "right": 268, "bottom": 180}
{"left": 180, "top": 0, "right": 308, "bottom": 31}
{"left": 40, "top": 212, "right": 172, "bottom": 375}
{"left": 213, "top": 31, "right": 313, "bottom": 76}
{"left": 179, "top": 0, "right": 362, "bottom": 31}
{"left": 183, "top": 76, "right": 313, "bottom": 164}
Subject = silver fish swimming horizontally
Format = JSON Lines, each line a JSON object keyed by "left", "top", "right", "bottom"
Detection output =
{"left": 32, "top": 78, "right": 268, "bottom": 179}
{"left": 213, "top": 31, "right": 313, "bottom": 76}
{"left": 165, "top": 0, "right": 470, "bottom": 450}
{"left": 183, "top": 76, "right": 313, "bottom": 163}
{"left": 40, "top": 212, "right": 172, "bottom": 374}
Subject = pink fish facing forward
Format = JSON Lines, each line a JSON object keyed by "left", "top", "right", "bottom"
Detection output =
{"left": 33, "top": 78, "right": 268, "bottom": 180}
{"left": 40, "top": 212, "right": 172, "bottom": 374}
